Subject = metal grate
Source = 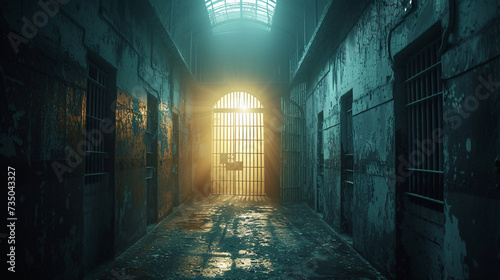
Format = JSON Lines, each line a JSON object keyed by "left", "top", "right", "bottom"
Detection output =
{"left": 85, "top": 62, "right": 109, "bottom": 185}
{"left": 280, "top": 98, "right": 304, "bottom": 204}
{"left": 291, "top": 82, "right": 307, "bottom": 107}
{"left": 211, "top": 92, "right": 265, "bottom": 195}
{"left": 405, "top": 38, "right": 444, "bottom": 205}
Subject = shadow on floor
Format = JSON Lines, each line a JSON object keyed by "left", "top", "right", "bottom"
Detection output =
{"left": 85, "top": 195, "right": 385, "bottom": 279}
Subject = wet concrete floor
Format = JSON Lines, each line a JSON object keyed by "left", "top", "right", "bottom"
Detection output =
{"left": 85, "top": 195, "right": 385, "bottom": 279}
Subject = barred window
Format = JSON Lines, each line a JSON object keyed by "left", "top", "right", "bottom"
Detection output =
{"left": 404, "top": 38, "right": 444, "bottom": 207}
{"left": 85, "top": 62, "right": 109, "bottom": 184}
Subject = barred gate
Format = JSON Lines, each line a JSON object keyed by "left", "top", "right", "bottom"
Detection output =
{"left": 280, "top": 98, "right": 304, "bottom": 204}
{"left": 211, "top": 92, "right": 265, "bottom": 195}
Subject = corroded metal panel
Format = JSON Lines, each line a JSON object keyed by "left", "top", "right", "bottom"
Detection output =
{"left": 114, "top": 90, "right": 147, "bottom": 252}
{"left": 157, "top": 103, "right": 174, "bottom": 219}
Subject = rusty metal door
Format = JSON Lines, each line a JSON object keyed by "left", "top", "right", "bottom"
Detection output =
{"left": 211, "top": 92, "right": 265, "bottom": 195}
{"left": 280, "top": 98, "right": 304, "bottom": 204}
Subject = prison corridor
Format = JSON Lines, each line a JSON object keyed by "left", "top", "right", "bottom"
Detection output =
{"left": 84, "top": 195, "right": 385, "bottom": 279}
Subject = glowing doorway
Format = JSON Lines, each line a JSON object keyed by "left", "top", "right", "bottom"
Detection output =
{"left": 212, "top": 92, "right": 265, "bottom": 195}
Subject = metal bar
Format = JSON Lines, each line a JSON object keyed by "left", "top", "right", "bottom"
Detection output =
{"left": 257, "top": 112, "right": 260, "bottom": 195}
{"left": 236, "top": 112, "right": 239, "bottom": 195}
{"left": 404, "top": 61, "right": 442, "bottom": 84}
{"left": 406, "top": 168, "right": 444, "bottom": 174}
{"left": 233, "top": 110, "right": 236, "bottom": 194}
{"left": 437, "top": 41, "right": 444, "bottom": 200}
{"left": 262, "top": 112, "right": 265, "bottom": 195}
{"left": 256, "top": 112, "right": 259, "bottom": 195}
{"left": 212, "top": 113, "right": 215, "bottom": 194}
{"left": 405, "top": 91, "right": 443, "bottom": 107}
{"left": 419, "top": 53, "right": 425, "bottom": 196}
{"left": 251, "top": 111, "right": 253, "bottom": 195}
{"left": 216, "top": 112, "right": 219, "bottom": 194}
{"left": 225, "top": 112, "right": 228, "bottom": 194}
{"left": 85, "top": 151, "right": 108, "bottom": 155}
{"left": 217, "top": 112, "right": 220, "bottom": 194}
{"left": 405, "top": 192, "right": 444, "bottom": 205}
{"left": 84, "top": 172, "right": 108, "bottom": 177}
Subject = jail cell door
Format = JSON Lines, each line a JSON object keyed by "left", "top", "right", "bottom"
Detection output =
{"left": 211, "top": 92, "right": 265, "bottom": 195}
{"left": 341, "top": 91, "right": 353, "bottom": 234}
{"left": 280, "top": 98, "right": 304, "bottom": 204}
{"left": 146, "top": 93, "right": 158, "bottom": 224}
{"left": 83, "top": 61, "right": 114, "bottom": 272}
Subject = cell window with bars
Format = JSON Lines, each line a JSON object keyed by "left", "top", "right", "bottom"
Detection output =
{"left": 404, "top": 38, "right": 444, "bottom": 207}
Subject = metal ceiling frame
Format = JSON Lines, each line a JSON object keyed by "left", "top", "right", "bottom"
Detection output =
{"left": 205, "top": 0, "right": 277, "bottom": 30}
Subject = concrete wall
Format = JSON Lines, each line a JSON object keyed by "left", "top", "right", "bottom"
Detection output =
{"left": 1, "top": 0, "right": 194, "bottom": 278}
{"left": 440, "top": 3, "right": 500, "bottom": 278}
{"left": 293, "top": 0, "right": 500, "bottom": 278}
{"left": 296, "top": 1, "right": 397, "bottom": 274}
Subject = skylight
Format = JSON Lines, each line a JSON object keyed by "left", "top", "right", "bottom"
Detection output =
{"left": 205, "top": 0, "right": 277, "bottom": 31}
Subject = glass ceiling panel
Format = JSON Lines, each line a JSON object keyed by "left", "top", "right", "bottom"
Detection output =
{"left": 205, "top": 0, "right": 278, "bottom": 31}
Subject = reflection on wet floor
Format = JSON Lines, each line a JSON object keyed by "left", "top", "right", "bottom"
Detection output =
{"left": 85, "top": 195, "right": 385, "bottom": 279}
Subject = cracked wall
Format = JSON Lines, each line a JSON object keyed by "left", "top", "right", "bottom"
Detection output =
{"left": 1, "top": 0, "right": 195, "bottom": 278}
{"left": 294, "top": 0, "right": 500, "bottom": 278}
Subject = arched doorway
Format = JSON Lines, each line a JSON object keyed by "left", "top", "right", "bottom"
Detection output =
{"left": 211, "top": 92, "right": 265, "bottom": 195}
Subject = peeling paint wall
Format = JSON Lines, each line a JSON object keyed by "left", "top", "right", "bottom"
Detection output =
{"left": 440, "top": 1, "right": 500, "bottom": 276}
{"left": 293, "top": 0, "right": 500, "bottom": 278}
{"left": 114, "top": 91, "right": 147, "bottom": 254}
{"left": 297, "top": 1, "right": 398, "bottom": 275}
{"left": 1, "top": 0, "right": 195, "bottom": 278}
